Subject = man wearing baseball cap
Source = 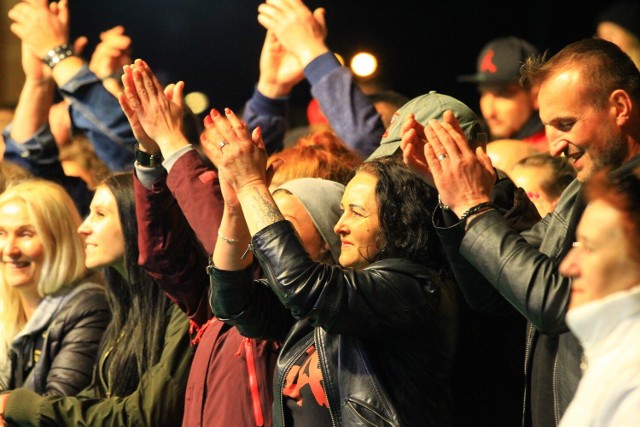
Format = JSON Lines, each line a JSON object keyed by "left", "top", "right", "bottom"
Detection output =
{"left": 459, "top": 36, "right": 548, "bottom": 151}
{"left": 596, "top": 1, "right": 640, "bottom": 69}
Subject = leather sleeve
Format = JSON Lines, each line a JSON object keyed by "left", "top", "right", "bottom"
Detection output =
{"left": 460, "top": 209, "right": 571, "bottom": 333}
{"left": 209, "top": 266, "right": 295, "bottom": 342}
{"left": 250, "top": 221, "right": 442, "bottom": 338}
{"left": 435, "top": 182, "right": 543, "bottom": 316}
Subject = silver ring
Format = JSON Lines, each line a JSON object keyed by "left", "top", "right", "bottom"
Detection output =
{"left": 436, "top": 153, "right": 448, "bottom": 161}
{"left": 218, "top": 140, "right": 228, "bottom": 148}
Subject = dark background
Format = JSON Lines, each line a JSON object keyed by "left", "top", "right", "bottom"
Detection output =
{"left": 69, "top": 0, "right": 615, "bottom": 125}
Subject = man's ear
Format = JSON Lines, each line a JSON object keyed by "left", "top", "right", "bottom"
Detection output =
{"left": 611, "top": 89, "right": 632, "bottom": 126}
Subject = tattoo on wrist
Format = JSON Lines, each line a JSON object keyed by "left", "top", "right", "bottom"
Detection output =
{"left": 252, "top": 187, "right": 283, "bottom": 229}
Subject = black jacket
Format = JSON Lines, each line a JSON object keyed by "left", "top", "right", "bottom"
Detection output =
{"left": 210, "top": 220, "right": 458, "bottom": 426}
{"left": 434, "top": 157, "right": 640, "bottom": 426}
{"left": 6, "top": 281, "right": 110, "bottom": 396}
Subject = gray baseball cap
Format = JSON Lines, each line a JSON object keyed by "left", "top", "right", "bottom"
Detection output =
{"left": 367, "top": 91, "right": 484, "bottom": 161}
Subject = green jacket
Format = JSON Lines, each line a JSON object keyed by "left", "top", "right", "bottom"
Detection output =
{"left": 3, "top": 304, "right": 193, "bottom": 426}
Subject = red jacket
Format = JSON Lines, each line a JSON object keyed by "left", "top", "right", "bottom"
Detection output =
{"left": 134, "top": 149, "right": 278, "bottom": 427}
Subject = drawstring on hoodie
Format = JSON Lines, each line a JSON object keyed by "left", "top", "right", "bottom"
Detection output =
{"left": 189, "top": 318, "right": 216, "bottom": 346}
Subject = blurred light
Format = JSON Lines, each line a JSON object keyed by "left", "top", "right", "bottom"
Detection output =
{"left": 350, "top": 52, "right": 378, "bottom": 77}
{"left": 334, "top": 53, "right": 345, "bottom": 66}
{"left": 184, "top": 91, "right": 210, "bottom": 115}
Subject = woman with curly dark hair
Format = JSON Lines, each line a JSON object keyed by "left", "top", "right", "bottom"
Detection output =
{"left": 206, "top": 107, "right": 458, "bottom": 427}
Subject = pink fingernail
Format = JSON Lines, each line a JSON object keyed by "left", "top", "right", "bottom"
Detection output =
{"left": 203, "top": 115, "right": 212, "bottom": 126}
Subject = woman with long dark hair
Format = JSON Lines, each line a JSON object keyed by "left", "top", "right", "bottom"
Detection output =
{"left": 207, "top": 107, "right": 459, "bottom": 427}
{"left": 0, "top": 173, "right": 193, "bottom": 426}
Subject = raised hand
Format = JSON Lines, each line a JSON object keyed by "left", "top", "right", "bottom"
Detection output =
{"left": 257, "top": 31, "right": 304, "bottom": 98}
{"left": 118, "top": 59, "right": 188, "bottom": 157}
{"left": 423, "top": 111, "right": 495, "bottom": 217}
{"left": 400, "top": 113, "right": 435, "bottom": 187}
{"left": 257, "top": 0, "right": 328, "bottom": 68}
{"left": 8, "top": 0, "right": 69, "bottom": 58}
{"left": 89, "top": 26, "right": 132, "bottom": 80}
{"left": 204, "top": 108, "right": 267, "bottom": 195}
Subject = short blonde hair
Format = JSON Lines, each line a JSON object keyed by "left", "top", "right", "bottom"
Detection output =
{"left": 0, "top": 179, "right": 90, "bottom": 361}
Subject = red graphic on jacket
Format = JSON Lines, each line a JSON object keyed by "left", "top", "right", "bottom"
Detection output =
{"left": 283, "top": 345, "right": 328, "bottom": 408}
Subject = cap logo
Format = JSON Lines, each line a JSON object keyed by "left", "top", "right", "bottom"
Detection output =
{"left": 381, "top": 112, "right": 400, "bottom": 139}
{"left": 480, "top": 49, "right": 497, "bottom": 73}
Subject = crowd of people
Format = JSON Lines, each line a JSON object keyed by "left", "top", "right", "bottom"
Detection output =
{"left": 1, "top": 0, "right": 640, "bottom": 426}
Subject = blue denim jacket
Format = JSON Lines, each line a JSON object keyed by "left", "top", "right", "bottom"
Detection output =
{"left": 3, "top": 123, "right": 92, "bottom": 217}
{"left": 2, "top": 66, "right": 135, "bottom": 215}
{"left": 242, "top": 52, "right": 384, "bottom": 158}
{"left": 58, "top": 66, "right": 136, "bottom": 171}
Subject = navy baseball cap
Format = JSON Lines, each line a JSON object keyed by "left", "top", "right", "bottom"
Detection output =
{"left": 458, "top": 36, "right": 539, "bottom": 85}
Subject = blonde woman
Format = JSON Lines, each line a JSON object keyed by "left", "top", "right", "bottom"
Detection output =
{"left": 0, "top": 179, "right": 109, "bottom": 396}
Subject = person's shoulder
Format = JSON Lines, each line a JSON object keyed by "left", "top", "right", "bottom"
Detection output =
{"left": 366, "top": 258, "right": 436, "bottom": 283}
{"left": 60, "top": 281, "right": 109, "bottom": 316}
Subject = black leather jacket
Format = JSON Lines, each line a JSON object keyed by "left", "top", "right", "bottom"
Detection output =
{"left": 4, "top": 281, "right": 110, "bottom": 396}
{"left": 210, "top": 221, "right": 458, "bottom": 426}
{"left": 435, "top": 158, "right": 640, "bottom": 426}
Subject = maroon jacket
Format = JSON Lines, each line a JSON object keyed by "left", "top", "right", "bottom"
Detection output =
{"left": 134, "top": 149, "right": 278, "bottom": 427}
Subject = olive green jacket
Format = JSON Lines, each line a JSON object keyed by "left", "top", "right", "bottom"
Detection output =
{"left": 3, "top": 304, "right": 193, "bottom": 427}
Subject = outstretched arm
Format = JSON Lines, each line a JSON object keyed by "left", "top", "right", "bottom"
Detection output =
{"left": 243, "top": 29, "right": 305, "bottom": 154}
{"left": 258, "top": 1, "right": 384, "bottom": 158}
{"left": 424, "top": 111, "right": 572, "bottom": 331}
{"left": 120, "top": 59, "right": 214, "bottom": 326}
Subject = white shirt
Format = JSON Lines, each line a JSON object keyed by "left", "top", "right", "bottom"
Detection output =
{"left": 560, "top": 285, "right": 640, "bottom": 427}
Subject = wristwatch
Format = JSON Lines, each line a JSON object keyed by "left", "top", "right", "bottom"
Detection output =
{"left": 42, "top": 43, "right": 75, "bottom": 69}
{"left": 134, "top": 144, "right": 164, "bottom": 167}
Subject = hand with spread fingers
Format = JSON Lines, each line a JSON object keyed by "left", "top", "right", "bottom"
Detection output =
{"left": 423, "top": 111, "right": 496, "bottom": 218}
{"left": 118, "top": 59, "right": 188, "bottom": 158}
{"left": 8, "top": 0, "right": 68, "bottom": 60}
{"left": 257, "top": 0, "right": 328, "bottom": 68}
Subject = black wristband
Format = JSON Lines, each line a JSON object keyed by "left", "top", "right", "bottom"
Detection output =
{"left": 134, "top": 144, "right": 163, "bottom": 167}
{"left": 459, "top": 202, "right": 495, "bottom": 221}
